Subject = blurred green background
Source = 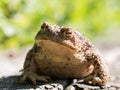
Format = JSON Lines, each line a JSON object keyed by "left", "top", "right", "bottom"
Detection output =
{"left": 0, "top": 0, "right": 120, "bottom": 50}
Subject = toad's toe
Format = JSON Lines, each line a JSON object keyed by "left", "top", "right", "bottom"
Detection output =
{"left": 19, "top": 73, "right": 51, "bottom": 84}
{"left": 36, "top": 75, "right": 51, "bottom": 82}
{"left": 92, "top": 77, "right": 102, "bottom": 85}
{"left": 19, "top": 74, "right": 27, "bottom": 84}
{"left": 84, "top": 76, "right": 104, "bottom": 85}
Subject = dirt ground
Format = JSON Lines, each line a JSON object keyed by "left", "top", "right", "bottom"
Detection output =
{"left": 0, "top": 43, "right": 120, "bottom": 90}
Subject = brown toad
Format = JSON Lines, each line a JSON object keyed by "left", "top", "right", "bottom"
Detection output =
{"left": 19, "top": 22, "right": 109, "bottom": 86}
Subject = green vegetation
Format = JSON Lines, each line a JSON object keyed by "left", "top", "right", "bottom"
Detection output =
{"left": 0, "top": 0, "right": 120, "bottom": 49}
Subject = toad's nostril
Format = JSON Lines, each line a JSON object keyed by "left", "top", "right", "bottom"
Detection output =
{"left": 41, "top": 22, "right": 49, "bottom": 30}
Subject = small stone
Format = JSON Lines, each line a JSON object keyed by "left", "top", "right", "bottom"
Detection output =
{"left": 45, "top": 85, "right": 53, "bottom": 89}
{"left": 65, "top": 85, "right": 76, "bottom": 90}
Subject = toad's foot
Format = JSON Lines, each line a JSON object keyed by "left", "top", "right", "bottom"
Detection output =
{"left": 83, "top": 75, "right": 103, "bottom": 86}
{"left": 19, "top": 73, "right": 51, "bottom": 84}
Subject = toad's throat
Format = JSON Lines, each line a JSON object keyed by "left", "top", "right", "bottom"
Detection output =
{"left": 36, "top": 40, "right": 77, "bottom": 55}
{"left": 36, "top": 39, "right": 78, "bottom": 52}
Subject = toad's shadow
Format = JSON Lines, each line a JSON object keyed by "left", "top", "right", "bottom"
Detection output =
{"left": 0, "top": 76, "right": 117, "bottom": 90}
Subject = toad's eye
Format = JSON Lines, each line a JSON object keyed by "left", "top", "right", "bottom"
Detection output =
{"left": 61, "top": 27, "right": 73, "bottom": 38}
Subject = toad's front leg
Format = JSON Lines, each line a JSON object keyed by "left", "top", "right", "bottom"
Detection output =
{"left": 19, "top": 48, "right": 51, "bottom": 84}
{"left": 83, "top": 50, "right": 110, "bottom": 86}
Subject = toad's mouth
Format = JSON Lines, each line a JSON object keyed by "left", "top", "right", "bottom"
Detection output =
{"left": 36, "top": 39, "right": 78, "bottom": 53}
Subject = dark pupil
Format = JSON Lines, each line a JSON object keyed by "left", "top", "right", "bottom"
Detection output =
{"left": 66, "top": 32, "right": 72, "bottom": 34}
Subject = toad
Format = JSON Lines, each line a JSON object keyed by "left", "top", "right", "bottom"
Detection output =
{"left": 19, "top": 22, "right": 109, "bottom": 86}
